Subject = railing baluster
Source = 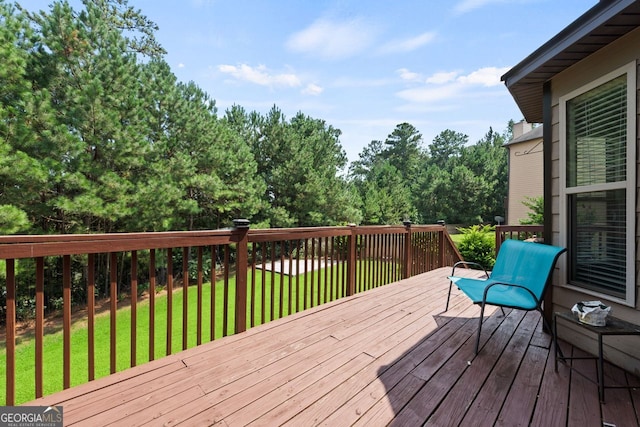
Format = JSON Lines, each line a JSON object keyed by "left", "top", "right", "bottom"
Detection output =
{"left": 279, "top": 242, "right": 285, "bottom": 318}
{"left": 295, "top": 240, "right": 301, "bottom": 313}
{"left": 303, "top": 239, "right": 309, "bottom": 308}
{"left": 287, "top": 241, "right": 293, "bottom": 315}
{"left": 197, "top": 247, "right": 203, "bottom": 346}
{"left": 270, "top": 241, "right": 275, "bottom": 320}
{"left": 347, "top": 226, "right": 356, "bottom": 296}
{"left": 149, "top": 249, "right": 156, "bottom": 361}
{"left": 35, "top": 258, "right": 44, "bottom": 396}
{"left": 109, "top": 252, "right": 117, "bottom": 374}
{"left": 223, "top": 245, "right": 229, "bottom": 336}
{"left": 131, "top": 250, "right": 137, "bottom": 367}
{"left": 182, "top": 247, "right": 188, "bottom": 351}
{"left": 250, "top": 243, "right": 256, "bottom": 327}
{"left": 166, "top": 248, "right": 173, "bottom": 356}
{"left": 260, "top": 242, "right": 266, "bottom": 325}
{"left": 328, "top": 237, "right": 334, "bottom": 302}
{"left": 210, "top": 245, "right": 216, "bottom": 341}
{"left": 365, "top": 234, "right": 369, "bottom": 292}
{"left": 323, "top": 237, "right": 329, "bottom": 304}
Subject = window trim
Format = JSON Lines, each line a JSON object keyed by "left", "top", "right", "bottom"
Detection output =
{"left": 558, "top": 61, "right": 636, "bottom": 306}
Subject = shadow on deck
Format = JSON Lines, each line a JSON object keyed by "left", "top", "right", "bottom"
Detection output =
{"left": 29, "top": 268, "right": 640, "bottom": 426}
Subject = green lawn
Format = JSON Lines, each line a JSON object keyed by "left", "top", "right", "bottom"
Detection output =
{"left": 1, "top": 260, "right": 392, "bottom": 404}
{"left": 449, "top": 233, "right": 464, "bottom": 246}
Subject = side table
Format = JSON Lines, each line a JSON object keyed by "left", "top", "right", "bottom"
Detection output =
{"left": 553, "top": 311, "right": 640, "bottom": 402}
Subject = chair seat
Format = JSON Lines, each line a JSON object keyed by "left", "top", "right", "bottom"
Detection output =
{"left": 448, "top": 276, "right": 538, "bottom": 310}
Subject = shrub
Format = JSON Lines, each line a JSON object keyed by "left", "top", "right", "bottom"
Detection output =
{"left": 457, "top": 224, "right": 496, "bottom": 270}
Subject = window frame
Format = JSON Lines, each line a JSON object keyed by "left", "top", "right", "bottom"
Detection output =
{"left": 558, "top": 61, "right": 636, "bottom": 306}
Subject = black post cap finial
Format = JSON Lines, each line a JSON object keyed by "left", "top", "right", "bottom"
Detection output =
{"left": 233, "top": 218, "right": 250, "bottom": 229}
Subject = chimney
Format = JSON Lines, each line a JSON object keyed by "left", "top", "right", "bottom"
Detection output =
{"left": 512, "top": 120, "right": 533, "bottom": 139}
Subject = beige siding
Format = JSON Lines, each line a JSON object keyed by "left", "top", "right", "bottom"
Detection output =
{"left": 506, "top": 138, "right": 543, "bottom": 225}
{"left": 550, "top": 27, "right": 640, "bottom": 376}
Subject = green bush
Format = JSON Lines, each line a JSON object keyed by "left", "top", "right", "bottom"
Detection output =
{"left": 457, "top": 224, "right": 496, "bottom": 270}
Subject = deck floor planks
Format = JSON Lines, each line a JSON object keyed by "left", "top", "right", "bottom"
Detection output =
{"left": 26, "top": 267, "right": 640, "bottom": 427}
{"left": 265, "top": 298, "right": 478, "bottom": 426}
{"left": 345, "top": 303, "right": 484, "bottom": 427}
{"left": 384, "top": 306, "right": 514, "bottom": 426}
{"left": 183, "top": 275, "right": 469, "bottom": 426}
{"left": 423, "top": 309, "right": 528, "bottom": 426}
{"left": 459, "top": 311, "right": 542, "bottom": 427}
{"left": 568, "top": 348, "right": 603, "bottom": 427}
{"left": 494, "top": 340, "right": 548, "bottom": 426}
{"left": 601, "top": 362, "right": 640, "bottom": 427}
{"left": 149, "top": 271, "right": 461, "bottom": 426}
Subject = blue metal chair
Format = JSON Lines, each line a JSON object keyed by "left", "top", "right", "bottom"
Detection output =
{"left": 446, "top": 239, "right": 566, "bottom": 354}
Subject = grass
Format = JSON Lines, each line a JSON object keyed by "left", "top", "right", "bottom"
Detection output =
{"left": 1, "top": 260, "right": 394, "bottom": 404}
{"left": 449, "top": 233, "right": 464, "bottom": 246}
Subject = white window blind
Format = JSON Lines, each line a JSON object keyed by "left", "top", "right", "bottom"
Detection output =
{"left": 565, "top": 74, "right": 628, "bottom": 299}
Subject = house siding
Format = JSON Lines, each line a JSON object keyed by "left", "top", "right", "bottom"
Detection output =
{"left": 506, "top": 138, "right": 544, "bottom": 225}
{"left": 550, "top": 27, "right": 640, "bottom": 376}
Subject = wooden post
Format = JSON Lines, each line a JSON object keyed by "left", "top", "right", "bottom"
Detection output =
{"left": 63, "top": 255, "right": 71, "bottom": 388}
{"left": 233, "top": 219, "right": 250, "bottom": 333}
{"left": 495, "top": 225, "right": 504, "bottom": 254}
{"left": 36, "top": 258, "right": 45, "bottom": 396}
{"left": 5, "top": 259, "right": 15, "bottom": 406}
{"left": 346, "top": 224, "right": 357, "bottom": 296}
{"left": 439, "top": 225, "right": 446, "bottom": 268}
{"left": 403, "top": 220, "right": 412, "bottom": 279}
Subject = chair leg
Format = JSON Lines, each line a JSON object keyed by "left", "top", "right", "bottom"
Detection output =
{"left": 538, "top": 308, "right": 552, "bottom": 333}
{"left": 445, "top": 280, "right": 453, "bottom": 311}
{"left": 475, "top": 302, "right": 486, "bottom": 355}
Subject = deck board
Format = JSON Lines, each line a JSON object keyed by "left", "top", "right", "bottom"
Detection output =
{"left": 28, "top": 267, "right": 640, "bottom": 426}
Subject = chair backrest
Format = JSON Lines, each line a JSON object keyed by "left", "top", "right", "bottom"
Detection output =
{"left": 489, "top": 239, "right": 566, "bottom": 301}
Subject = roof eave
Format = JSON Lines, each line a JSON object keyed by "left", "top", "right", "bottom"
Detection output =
{"left": 502, "top": 0, "right": 640, "bottom": 123}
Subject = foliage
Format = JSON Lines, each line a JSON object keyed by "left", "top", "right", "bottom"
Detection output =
{"left": 352, "top": 124, "right": 509, "bottom": 226}
{"left": 520, "top": 196, "right": 544, "bottom": 225}
{"left": 456, "top": 224, "right": 496, "bottom": 270}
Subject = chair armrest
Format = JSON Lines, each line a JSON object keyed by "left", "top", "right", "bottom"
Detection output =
{"left": 451, "top": 261, "right": 489, "bottom": 278}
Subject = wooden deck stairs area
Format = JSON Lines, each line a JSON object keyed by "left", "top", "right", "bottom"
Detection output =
{"left": 29, "top": 268, "right": 640, "bottom": 426}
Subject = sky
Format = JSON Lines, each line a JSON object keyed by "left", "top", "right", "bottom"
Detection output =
{"left": 18, "top": 0, "right": 597, "bottom": 164}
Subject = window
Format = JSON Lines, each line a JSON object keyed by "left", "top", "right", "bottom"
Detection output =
{"left": 560, "top": 63, "right": 636, "bottom": 305}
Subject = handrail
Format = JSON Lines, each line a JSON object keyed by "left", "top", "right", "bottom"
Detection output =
{"left": 495, "top": 225, "right": 544, "bottom": 253}
{"left": 0, "top": 222, "right": 461, "bottom": 405}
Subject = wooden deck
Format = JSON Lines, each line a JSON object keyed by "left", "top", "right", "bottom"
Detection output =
{"left": 29, "top": 267, "right": 640, "bottom": 426}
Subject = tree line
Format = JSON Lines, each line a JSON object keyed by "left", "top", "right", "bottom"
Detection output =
{"left": 0, "top": 0, "right": 511, "bottom": 236}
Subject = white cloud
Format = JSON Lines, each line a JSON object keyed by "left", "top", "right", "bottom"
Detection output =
{"left": 379, "top": 32, "right": 437, "bottom": 54}
{"left": 397, "top": 68, "right": 423, "bottom": 82}
{"left": 218, "top": 64, "right": 302, "bottom": 88}
{"left": 426, "top": 71, "right": 459, "bottom": 84}
{"left": 178, "top": 63, "right": 185, "bottom": 69}
{"left": 286, "top": 18, "right": 376, "bottom": 60}
{"left": 302, "top": 83, "right": 324, "bottom": 96}
{"left": 396, "top": 66, "right": 510, "bottom": 103}
{"left": 456, "top": 66, "right": 510, "bottom": 87}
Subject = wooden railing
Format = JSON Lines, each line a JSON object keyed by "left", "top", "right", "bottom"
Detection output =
{"left": 0, "top": 222, "right": 462, "bottom": 405}
{"left": 495, "top": 225, "right": 544, "bottom": 252}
